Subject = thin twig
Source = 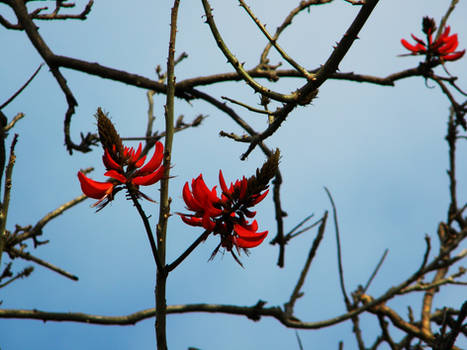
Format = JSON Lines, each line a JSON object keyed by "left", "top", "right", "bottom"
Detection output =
{"left": 4, "top": 113, "right": 25, "bottom": 132}
{"left": 260, "top": 0, "right": 333, "bottom": 64}
{"left": 400, "top": 268, "right": 466, "bottom": 293}
{"left": 295, "top": 330, "right": 304, "bottom": 350}
{"left": 0, "top": 64, "right": 43, "bottom": 109}
{"left": 376, "top": 315, "right": 397, "bottom": 350}
{"left": 221, "top": 96, "right": 270, "bottom": 115}
{"left": 9, "top": 194, "right": 88, "bottom": 247}
{"left": 285, "top": 212, "right": 327, "bottom": 315}
{"left": 9, "top": 247, "right": 78, "bottom": 281}
{"left": 362, "top": 249, "right": 389, "bottom": 294}
{"left": 128, "top": 191, "right": 163, "bottom": 272}
{"left": 0, "top": 266, "right": 33, "bottom": 289}
{"left": 324, "top": 187, "right": 351, "bottom": 308}
{"left": 272, "top": 170, "right": 287, "bottom": 267}
{"left": 32, "top": 0, "right": 94, "bottom": 21}
{"left": 146, "top": 90, "right": 156, "bottom": 142}
{"left": 201, "top": 0, "right": 297, "bottom": 103}
{"left": 240, "top": 0, "right": 380, "bottom": 159}
{"left": 167, "top": 230, "right": 211, "bottom": 272}
{"left": 239, "top": 0, "right": 313, "bottom": 79}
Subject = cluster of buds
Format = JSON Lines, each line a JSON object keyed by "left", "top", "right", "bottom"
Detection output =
{"left": 77, "top": 108, "right": 165, "bottom": 210}
{"left": 401, "top": 17, "right": 465, "bottom": 62}
{"left": 179, "top": 150, "right": 280, "bottom": 265}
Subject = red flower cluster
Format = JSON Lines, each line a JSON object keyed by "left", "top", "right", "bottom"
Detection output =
{"left": 401, "top": 17, "right": 465, "bottom": 61}
{"left": 179, "top": 170, "right": 269, "bottom": 262}
{"left": 78, "top": 142, "right": 165, "bottom": 209}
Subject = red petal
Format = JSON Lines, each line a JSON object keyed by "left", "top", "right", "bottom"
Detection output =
{"left": 234, "top": 221, "right": 262, "bottom": 239}
{"left": 249, "top": 189, "right": 269, "bottom": 206}
{"left": 103, "top": 148, "right": 121, "bottom": 170}
{"left": 441, "top": 26, "right": 451, "bottom": 40}
{"left": 136, "top": 142, "right": 164, "bottom": 176}
{"left": 135, "top": 155, "right": 146, "bottom": 168}
{"left": 133, "top": 143, "right": 143, "bottom": 161}
{"left": 244, "top": 208, "right": 256, "bottom": 218}
{"left": 193, "top": 175, "right": 220, "bottom": 205}
{"left": 234, "top": 223, "right": 268, "bottom": 248}
{"left": 219, "top": 170, "right": 231, "bottom": 196}
{"left": 124, "top": 146, "right": 131, "bottom": 158}
{"left": 183, "top": 181, "right": 203, "bottom": 211}
{"left": 410, "top": 34, "right": 425, "bottom": 46}
{"left": 401, "top": 39, "right": 424, "bottom": 53}
{"left": 132, "top": 165, "right": 165, "bottom": 186}
{"left": 180, "top": 214, "right": 204, "bottom": 227}
{"left": 77, "top": 171, "right": 114, "bottom": 199}
{"left": 238, "top": 177, "right": 247, "bottom": 200}
{"left": 437, "top": 34, "right": 458, "bottom": 54}
{"left": 443, "top": 50, "right": 465, "bottom": 61}
{"left": 202, "top": 213, "right": 216, "bottom": 231}
{"left": 104, "top": 170, "right": 127, "bottom": 183}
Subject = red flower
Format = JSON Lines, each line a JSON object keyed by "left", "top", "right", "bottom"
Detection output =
{"left": 78, "top": 141, "right": 165, "bottom": 210}
{"left": 179, "top": 171, "right": 269, "bottom": 264}
{"left": 401, "top": 17, "right": 465, "bottom": 61}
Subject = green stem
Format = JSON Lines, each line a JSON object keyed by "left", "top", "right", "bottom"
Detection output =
{"left": 155, "top": 1, "right": 180, "bottom": 349}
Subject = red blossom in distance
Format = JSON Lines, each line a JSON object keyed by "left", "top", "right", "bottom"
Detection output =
{"left": 77, "top": 109, "right": 165, "bottom": 210}
{"left": 78, "top": 141, "right": 165, "bottom": 210}
{"left": 401, "top": 17, "right": 465, "bottom": 62}
{"left": 178, "top": 149, "right": 280, "bottom": 265}
{"left": 179, "top": 172, "right": 268, "bottom": 264}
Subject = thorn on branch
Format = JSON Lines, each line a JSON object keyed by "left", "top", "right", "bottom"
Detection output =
{"left": 247, "top": 300, "right": 267, "bottom": 321}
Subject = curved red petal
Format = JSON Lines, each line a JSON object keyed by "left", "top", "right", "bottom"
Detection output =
{"left": 205, "top": 205, "right": 222, "bottom": 217}
{"left": 234, "top": 223, "right": 268, "bottom": 248}
{"left": 239, "top": 177, "right": 247, "bottom": 200}
{"left": 410, "top": 34, "right": 425, "bottom": 46}
{"left": 133, "top": 143, "right": 143, "bottom": 161}
{"left": 441, "top": 26, "right": 451, "bottom": 39}
{"left": 193, "top": 175, "right": 220, "bottom": 205}
{"left": 136, "top": 142, "right": 164, "bottom": 175}
{"left": 401, "top": 39, "right": 423, "bottom": 53}
{"left": 443, "top": 50, "right": 465, "bottom": 61}
{"left": 234, "top": 221, "right": 262, "bottom": 238}
{"left": 249, "top": 189, "right": 269, "bottom": 206}
{"left": 243, "top": 219, "right": 258, "bottom": 231}
{"left": 180, "top": 214, "right": 204, "bottom": 227}
{"left": 103, "top": 148, "right": 121, "bottom": 170}
{"left": 219, "top": 170, "right": 231, "bottom": 195}
{"left": 183, "top": 181, "right": 203, "bottom": 211}
{"left": 244, "top": 208, "right": 256, "bottom": 218}
{"left": 132, "top": 165, "right": 165, "bottom": 186}
{"left": 437, "top": 34, "right": 458, "bottom": 54}
{"left": 77, "top": 171, "right": 114, "bottom": 199}
{"left": 192, "top": 175, "right": 209, "bottom": 202}
{"left": 124, "top": 146, "right": 131, "bottom": 158}
{"left": 202, "top": 213, "right": 216, "bottom": 231}
{"left": 135, "top": 155, "right": 146, "bottom": 168}
{"left": 104, "top": 170, "right": 127, "bottom": 183}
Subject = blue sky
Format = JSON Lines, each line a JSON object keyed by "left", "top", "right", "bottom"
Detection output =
{"left": 1, "top": 0, "right": 466, "bottom": 349}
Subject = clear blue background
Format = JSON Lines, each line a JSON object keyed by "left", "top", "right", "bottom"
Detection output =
{"left": 0, "top": 0, "right": 466, "bottom": 349}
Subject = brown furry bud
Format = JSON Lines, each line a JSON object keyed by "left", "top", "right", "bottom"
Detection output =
{"left": 422, "top": 17, "right": 436, "bottom": 35}
{"left": 246, "top": 148, "right": 280, "bottom": 196}
{"left": 95, "top": 108, "right": 124, "bottom": 164}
